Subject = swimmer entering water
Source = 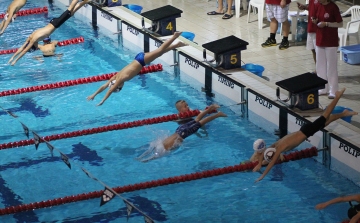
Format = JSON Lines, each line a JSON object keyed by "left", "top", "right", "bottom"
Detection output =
{"left": 8, "top": 0, "right": 90, "bottom": 65}
{"left": 137, "top": 104, "right": 227, "bottom": 162}
{"left": 0, "top": 0, "right": 27, "bottom": 36}
{"left": 33, "top": 36, "right": 63, "bottom": 62}
{"left": 253, "top": 88, "right": 358, "bottom": 183}
{"left": 87, "top": 32, "right": 187, "bottom": 106}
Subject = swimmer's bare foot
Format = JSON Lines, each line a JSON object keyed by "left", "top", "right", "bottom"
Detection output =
{"left": 335, "top": 88, "right": 346, "bottom": 98}
{"left": 174, "top": 41, "right": 188, "bottom": 48}
{"left": 342, "top": 109, "right": 358, "bottom": 117}
{"left": 173, "top": 31, "right": 182, "bottom": 38}
{"left": 217, "top": 111, "right": 227, "bottom": 117}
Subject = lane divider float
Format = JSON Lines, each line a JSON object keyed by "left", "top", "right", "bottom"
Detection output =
{"left": 0, "top": 147, "right": 318, "bottom": 215}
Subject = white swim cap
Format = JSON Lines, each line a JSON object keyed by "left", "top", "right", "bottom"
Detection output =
{"left": 108, "top": 80, "right": 122, "bottom": 93}
{"left": 253, "top": 139, "right": 266, "bottom": 153}
{"left": 264, "top": 148, "right": 276, "bottom": 163}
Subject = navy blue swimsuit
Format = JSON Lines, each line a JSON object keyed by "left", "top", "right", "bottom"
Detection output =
{"left": 175, "top": 120, "right": 201, "bottom": 139}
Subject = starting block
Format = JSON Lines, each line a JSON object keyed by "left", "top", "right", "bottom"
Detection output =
{"left": 276, "top": 72, "right": 328, "bottom": 110}
{"left": 202, "top": 35, "right": 249, "bottom": 69}
{"left": 141, "top": 5, "right": 182, "bottom": 36}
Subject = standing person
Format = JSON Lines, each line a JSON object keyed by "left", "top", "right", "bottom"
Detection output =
{"left": 298, "top": 0, "right": 319, "bottom": 73}
{"left": 207, "top": 0, "right": 234, "bottom": 19}
{"left": 311, "top": 0, "right": 343, "bottom": 99}
{"left": 261, "top": 0, "right": 291, "bottom": 49}
{"left": 87, "top": 32, "right": 186, "bottom": 106}
{"left": 253, "top": 88, "right": 358, "bottom": 182}
{"left": 0, "top": 0, "right": 27, "bottom": 35}
{"left": 8, "top": 0, "right": 90, "bottom": 66}
{"left": 315, "top": 194, "right": 360, "bottom": 223}
{"left": 137, "top": 104, "right": 227, "bottom": 162}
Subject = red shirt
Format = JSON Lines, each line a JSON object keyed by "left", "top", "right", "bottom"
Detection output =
{"left": 307, "top": 0, "right": 319, "bottom": 33}
{"left": 312, "top": 1, "right": 342, "bottom": 47}
{"left": 266, "top": 0, "right": 291, "bottom": 5}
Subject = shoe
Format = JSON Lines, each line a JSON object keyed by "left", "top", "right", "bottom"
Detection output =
{"left": 328, "top": 94, "right": 335, "bottom": 99}
{"left": 279, "top": 39, "right": 289, "bottom": 50}
{"left": 207, "top": 11, "right": 224, "bottom": 15}
{"left": 318, "top": 90, "right": 327, "bottom": 95}
{"left": 222, "top": 14, "right": 233, "bottom": 19}
{"left": 261, "top": 38, "right": 277, "bottom": 48}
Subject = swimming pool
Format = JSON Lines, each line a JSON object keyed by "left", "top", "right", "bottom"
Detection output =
{"left": 0, "top": 1, "right": 359, "bottom": 222}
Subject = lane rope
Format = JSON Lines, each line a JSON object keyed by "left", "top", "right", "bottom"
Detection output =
{"left": 0, "top": 64, "right": 163, "bottom": 97}
{"left": 0, "top": 147, "right": 318, "bottom": 215}
{"left": 0, "top": 6, "right": 48, "bottom": 19}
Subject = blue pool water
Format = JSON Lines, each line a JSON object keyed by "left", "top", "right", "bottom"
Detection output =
{"left": 0, "top": 1, "right": 359, "bottom": 222}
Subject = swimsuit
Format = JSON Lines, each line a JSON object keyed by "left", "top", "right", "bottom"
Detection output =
{"left": 300, "top": 116, "right": 326, "bottom": 138}
{"left": 50, "top": 10, "right": 72, "bottom": 28}
{"left": 175, "top": 120, "right": 202, "bottom": 139}
{"left": 134, "top": 52, "right": 146, "bottom": 66}
{"left": 4, "top": 13, "right": 15, "bottom": 22}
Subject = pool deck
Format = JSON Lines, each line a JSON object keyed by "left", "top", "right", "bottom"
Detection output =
{"left": 122, "top": 0, "right": 360, "bottom": 126}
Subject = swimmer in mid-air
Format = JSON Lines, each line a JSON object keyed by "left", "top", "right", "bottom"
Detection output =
{"left": 315, "top": 194, "right": 360, "bottom": 223}
{"left": 137, "top": 104, "right": 227, "bottom": 162}
{"left": 0, "top": 0, "right": 27, "bottom": 35}
{"left": 8, "top": 0, "right": 90, "bottom": 65}
{"left": 87, "top": 31, "right": 186, "bottom": 106}
{"left": 253, "top": 88, "right": 358, "bottom": 183}
{"left": 33, "top": 36, "right": 63, "bottom": 62}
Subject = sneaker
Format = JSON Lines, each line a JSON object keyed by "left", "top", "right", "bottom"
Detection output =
{"left": 279, "top": 39, "right": 289, "bottom": 50}
{"left": 328, "top": 94, "right": 335, "bottom": 99}
{"left": 261, "top": 38, "right": 277, "bottom": 48}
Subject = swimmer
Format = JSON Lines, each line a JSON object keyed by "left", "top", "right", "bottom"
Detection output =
{"left": 174, "top": 99, "right": 209, "bottom": 137}
{"left": 138, "top": 104, "right": 227, "bottom": 162}
{"left": 0, "top": 0, "right": 27, "bottom": 35}
{"left": 8, "top": 0, "right": 90, "bottom": 66}
{"left": 315, "top": 194, "right": 360, "bottom": 223}
{"left": 87, "top": 31, "right": 187, "bottom": 106}
{"left": 253, "top": 88, "right": 358, "bottom": 183}
{"left": 33, "top": 36, "right": 63, "bottom": 62}
{"left": 136, "top": 138, "right": 170, "bottom": 162}
{"left": 249, "top": 139, "right": 284, "bottom": 165}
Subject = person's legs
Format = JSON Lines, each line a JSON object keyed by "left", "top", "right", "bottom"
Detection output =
{"left": 316, "top": 46, "right": 328, "bottom": 95}
{"left": 67, "top": 0, "right": 79, "bottom": 12}
{"left": 198, "top": 112, "right": 227, "bottom": 126}
{"left": 325, "top": 47, "right": 339, "bottom": 98}
{"left": 325, "top": 109, "right": 358, "bottom": 126}
{"left": 143, "top": 32, "right": 182, "bottom": 64}
{"left": 225, "top": 0, "right": 233, "bottom": 15}
{"left": 71, "top": 0, "right": 91, "bottom": 15}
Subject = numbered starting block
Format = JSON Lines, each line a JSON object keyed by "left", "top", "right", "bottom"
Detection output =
{"left": 202, "top": 35, "right": 249, "bottom": 69}
{"left": 276, "top": 72, "right": 328, "bottom": 110}
{"left": 141, "top": 5, "right": 182, "bottom": 36}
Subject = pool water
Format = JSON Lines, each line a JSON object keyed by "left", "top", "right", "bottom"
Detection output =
{"left": 0, "top": 1, "right": 359, "bottom": 222}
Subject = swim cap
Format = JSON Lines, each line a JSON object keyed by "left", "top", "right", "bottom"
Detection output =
{"left": 108, "top": 80, "right": 122, "bottom": 93}
{"left": 264, "top": 148, "right": 276, "bottom": 163}
{"left": 43, "top": 36, "right": 51, "bottom": 43}
{"left": 253, "top": 139, "right": 266, "bottom": 153}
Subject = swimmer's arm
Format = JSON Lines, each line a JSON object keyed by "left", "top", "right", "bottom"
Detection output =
{"left": 252, "top": 152, "right": 264, "bottom": 172}
{"left": 8, "top": 37, "right": 30, "bottom": 63}
{"left": 255, "top": 150, "right": 282, "bottom": 183}
{"left": 87, "top": 81, "right": 109, "bottom": 101}
{"left": 0, "top": 11, "right": 14, "bottom": 34}
{"left": 97, "top": 87, "right": 114, "bottom": 106}
{"left": 315, "top": 194, "right": 360, "bottom": 210}
{"left": 52, "top": 40, "right": 59, "bottom": 46}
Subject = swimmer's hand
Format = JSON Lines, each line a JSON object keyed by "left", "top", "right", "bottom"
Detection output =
{"left": 87, "top": 94, "right": 95, "bottom": 101}
{"left": 97, "top": 101, "right": 104, "bottom": 106}
{"left": 315, "top": 202, "right": 327, "bottom": 210}
{"left": 255, "top": 175, "right": 264, "bottom": 183}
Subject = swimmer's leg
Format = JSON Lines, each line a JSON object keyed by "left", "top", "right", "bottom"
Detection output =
{"left": 143, "top": 31, "right": 183, "bottom": 64}
{"left": 136, "top": 146, "right": 155, "bottom": 160}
